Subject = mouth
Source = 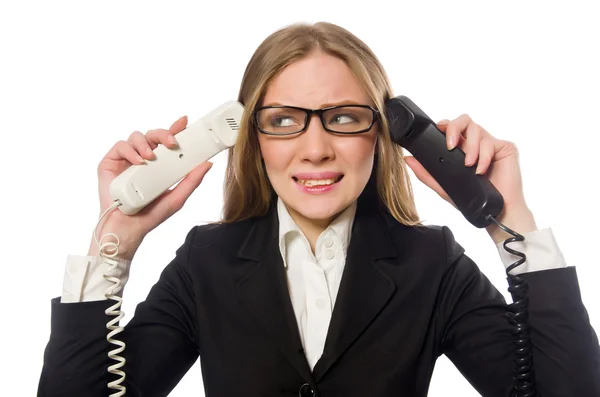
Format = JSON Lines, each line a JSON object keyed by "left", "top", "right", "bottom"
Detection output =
{"left": 291, "top": 174, "right": 344, "bottom": 187}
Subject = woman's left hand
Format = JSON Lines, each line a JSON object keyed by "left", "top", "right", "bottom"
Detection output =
{"left": 403, "top": 114, "right": 538, "bottom": 243}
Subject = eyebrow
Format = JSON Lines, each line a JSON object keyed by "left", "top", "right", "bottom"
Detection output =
{"left": 263, "top": 99, "right": 366, "bottom": 108}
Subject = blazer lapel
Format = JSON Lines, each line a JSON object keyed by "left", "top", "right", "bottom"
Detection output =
{"left": 312, "top": 197, "right": 398, "bottom": 381}
{"left": 236, "top": 205, "right": 314, "bottom": 384}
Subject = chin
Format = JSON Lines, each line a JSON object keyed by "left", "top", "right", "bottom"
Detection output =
{"left": 272, "top": 175, "right": 364, "bottom": 221}
{"left": 296, "top": 204, "right": 342, "bottom": 221}
{"left": 285, "top": 191, "right": 352, "bottom": 221}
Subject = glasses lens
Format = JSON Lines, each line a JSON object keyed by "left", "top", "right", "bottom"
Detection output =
{"left": 323, "top": 106, "right": 374, "bottom": 133}
{"left": 257, "top": 107, "right": 307, "bottom": 134}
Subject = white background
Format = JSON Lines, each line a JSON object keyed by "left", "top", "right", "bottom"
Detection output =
{"left": 1, "top": 1, "right": 598, "bottom": 395}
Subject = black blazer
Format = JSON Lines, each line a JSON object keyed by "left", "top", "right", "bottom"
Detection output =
{"left": 38, "top": 194, "right": 600, "bottom": 396}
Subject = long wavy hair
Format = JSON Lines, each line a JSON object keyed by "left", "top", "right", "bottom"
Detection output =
{"left": 220, "top": 21, "right": 422, "bottom": 226}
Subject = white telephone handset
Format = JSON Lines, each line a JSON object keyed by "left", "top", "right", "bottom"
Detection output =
{"left": 97, "top": 100, "right": 244, "bottom": 396}
{"left": 110, "top": 100, "right": 244, "bottom": 215}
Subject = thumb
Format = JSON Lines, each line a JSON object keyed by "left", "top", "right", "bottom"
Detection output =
{"left": 405, "top": 156, "right": 455, "bottom": 207}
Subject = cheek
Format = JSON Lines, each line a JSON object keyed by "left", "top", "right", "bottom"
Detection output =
{"left": 337, "top": 134, "right": 377, "bottom": 173}
{"left": 258, "top": 137, "right": 292, "bottom": 176}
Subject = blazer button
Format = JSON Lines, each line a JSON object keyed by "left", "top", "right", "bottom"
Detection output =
{"left": 298, "top": 383, "right": 315, "bottom": 397}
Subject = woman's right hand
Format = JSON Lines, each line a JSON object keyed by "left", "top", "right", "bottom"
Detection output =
{"left": 87, "top": 115, "right": 213, "bottom": 261}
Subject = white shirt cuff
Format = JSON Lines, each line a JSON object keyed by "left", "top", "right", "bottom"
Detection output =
{"left": 61, "top": 255, "right": 131, "bottom": 303}
{"left": 495, "top": 227, "right": 569, "bottom": 275}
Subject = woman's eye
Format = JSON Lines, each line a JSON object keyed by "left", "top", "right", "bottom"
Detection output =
{"left": 330, "top": 114, "right": 357, "bottom": 124}
{"left": 272, "top": 116, "right": 298, "bottom": 127}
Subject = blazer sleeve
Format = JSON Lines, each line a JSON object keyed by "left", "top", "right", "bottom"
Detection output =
{"left": 38, "top": 226, "right": 201, "bottom": 397}
{"left": 437, "top": 226, "right": 600, "bottom": 397}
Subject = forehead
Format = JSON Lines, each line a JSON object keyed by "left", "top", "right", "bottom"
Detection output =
{"left": 262, "top": 52, "right": 372, "bottom": 108}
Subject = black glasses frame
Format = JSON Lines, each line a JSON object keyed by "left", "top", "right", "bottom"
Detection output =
{"left": 253, "top": 104, "right": 380, "bottom": 135}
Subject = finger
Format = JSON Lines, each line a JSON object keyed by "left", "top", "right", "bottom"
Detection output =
{"left": 446, "top": 114, "right": 472, "bottom": 150}
{"left": 442, "top": 117, "right": 493, "bottom": 138}
{"left": 155, "top": 161, "right": 213, "bottom": 216}
{"left": 146, "top": 128, "right": 178, "bottom": 149}
{"left": 437, "top": 119, "right": 467, "bottom": 150}
{"left": 169, "top": 115, "right": 188, "bottom": 134}
{"left": 105, "top": 140, "right": 145, "bottom": 164}
{"left": 436, "top": 119, "right": 450, "bottom": 132}
{"left": 462, "top": 122, "right": 484, "bottom": 167}
{"left": 475, "top": 138, "right": 495, "bottom": 175}
{"left": 405, "top": 155, "right": 456, "bottom": 207}
{"left": 144, "top": 115, "right": 187, "bottom": 148}
{"left": 128, "top": 130, "right": 156, "bottom": 160}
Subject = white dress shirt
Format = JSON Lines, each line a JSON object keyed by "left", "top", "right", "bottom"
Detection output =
{"left": 60, "top": 197, "right": 569, "bottom": 370}
{"left": 277, "top": 197, "right": 357, "bottom": 369}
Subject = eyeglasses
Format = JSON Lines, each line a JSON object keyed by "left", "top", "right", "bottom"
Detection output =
{"left": 254, "top": 104, "right": 379, "bottom": 135}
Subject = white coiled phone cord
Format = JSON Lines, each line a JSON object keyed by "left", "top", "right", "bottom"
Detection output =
{"left": 93, "top": 200, "right": 127, "bottom": 396}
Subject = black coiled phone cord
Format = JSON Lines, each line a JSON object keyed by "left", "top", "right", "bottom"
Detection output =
{"left": 485, "top": 214, "right": 536, "bottom": 397}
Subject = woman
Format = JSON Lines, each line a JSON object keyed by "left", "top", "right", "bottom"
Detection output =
{"left": 39, "top": 22, "right": 599, "bottom": 396}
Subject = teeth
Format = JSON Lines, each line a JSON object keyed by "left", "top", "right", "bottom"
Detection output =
{"left": 297, "top": 178, "right": 337, "bottom": 186}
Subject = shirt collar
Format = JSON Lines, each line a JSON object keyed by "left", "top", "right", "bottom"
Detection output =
{"left": 277, "top": 196, "right": 357, "bottom": 267}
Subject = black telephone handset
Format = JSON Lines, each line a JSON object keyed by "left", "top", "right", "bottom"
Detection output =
{"left": 386, "top": 95, "right": 504, "bottom": 228}
{"left": 386, "top": 96, "right": 536, "bottom": 397}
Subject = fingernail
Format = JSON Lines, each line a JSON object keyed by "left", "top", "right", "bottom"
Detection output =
{"left": 168, "top": 135, "right": 177, "bottom": 145}
{"left": 137, "top": 155, "right": 145, "bottom": 164}
{"left": 448, "top": 136, "right": 456, "bottom": 150}
{"left": 146, "top": 148, "right": 154, "bottom": 156}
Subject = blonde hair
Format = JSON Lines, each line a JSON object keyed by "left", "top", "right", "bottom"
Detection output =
{"left": 221, "top": 22, "right": 422, "bottom": 226}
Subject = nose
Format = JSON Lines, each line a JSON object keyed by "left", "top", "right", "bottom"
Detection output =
{"left": 298, "top": 114, "right": 334, "bottom": 164}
